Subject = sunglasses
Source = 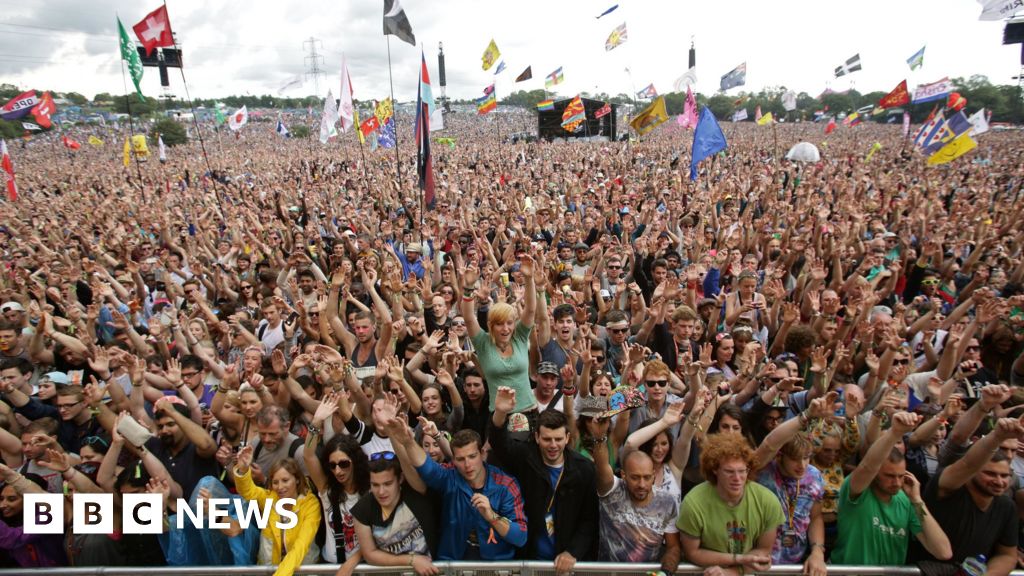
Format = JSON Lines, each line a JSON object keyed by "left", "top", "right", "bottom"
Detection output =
{"left": 452, "top": 320, "right": 466, "bottom": 326}
{"left": 646, "top": 380, "right": 669, "bottom": 388}
{"left": 609, "top": 327, "right": 629, "bottom": 334}
{"left": 84, "top": 436, "right": 109, "bottom": 448}
{"left": 966, "top": 345, "right": 980, "bottom": 352}
{"left": 921, "top": 279, "right": 940, "bottom": 286}
{"left": 370, "top": 451, "right": 396, "bottom": 461}
{"left": 593, "top": 355, "right": 605, "bottom": 362}
{"left": 893, "top": 358, "right": 910, "bottom": 366}
{"left": 329, "top": 459, "right": 353, "bottom": 470}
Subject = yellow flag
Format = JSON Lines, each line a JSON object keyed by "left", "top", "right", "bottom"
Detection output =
{"left": 131, "top": 134, "right": 150, "bottom": 158}
{"left": 374, "top": 98, "right": 393, "bottom": 124}
{"left": 354, "top": 108, "right": 364, "bottom": 145}
{"left": 88, "top": 135, "right": 104, "bottom": 147}
{"left": 481, "top": 39, "right": 500, "bottom": 71}
{"left": 864, "top": 142, "right": 882, "bottom": 162}
{"left": 123, "top": 137, "right": 131, "bottom": 167}
{"left": 927, "top": 132, "right": 977, "bottom": 166}
{"left": 756, "top": 111, "right": 774, "bottom": 126}
{"left": 629, "top": 96, "right": 669, "bottom": 136}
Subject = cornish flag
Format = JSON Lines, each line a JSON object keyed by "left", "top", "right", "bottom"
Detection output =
{"left": 276, "top": 117, "right": 290, "bottom": 138}
{"left": 228, "top": 106, "right": 248, "bottom": 131}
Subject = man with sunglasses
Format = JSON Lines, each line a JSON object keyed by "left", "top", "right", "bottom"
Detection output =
{"left": 489, "top": 387, "right": 598, "bottom": 574}
{"left": 628, "top": 360, "right": 685, "bottom": 437}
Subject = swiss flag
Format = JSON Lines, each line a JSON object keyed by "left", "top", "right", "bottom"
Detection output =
{"left": 31, "top": 92, "right": 55, "bottom": 129}
{"left": 133, "top": 5, "right": 174, "bottom": 57}
{"left": 227, "top": 105, "right": 248, "bottom": 131}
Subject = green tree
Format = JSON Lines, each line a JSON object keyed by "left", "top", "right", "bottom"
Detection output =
{"left": 706, "top": 95, "right": 735, "bottom": 120}
{"left": 500, "top": 89, "right": 548, "bottom": 108}
{"left": 289, "top": 124, "right": 311, "bottom": 138}
{"left": 113, "top": 95, "right": 159, "bottom": 117}
{"left": 62, "top": 92, "right": 88, "bottom": 106}
{"left": 151, "top": 118, "right": 187, "bottom": 146}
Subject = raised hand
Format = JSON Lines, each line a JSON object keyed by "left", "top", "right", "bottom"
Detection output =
{"left": 494, "top": 386, "right": 516, "bottom": 414}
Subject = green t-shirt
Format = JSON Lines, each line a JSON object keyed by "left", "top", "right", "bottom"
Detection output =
{"left": 677, "top": 481, "right": 785, "bottom": 555}
{"left": 471, "top": 322, "right": 536, "bottom": 413}
{"left": 830, "top": 475, "right": 922, "bottom": 565}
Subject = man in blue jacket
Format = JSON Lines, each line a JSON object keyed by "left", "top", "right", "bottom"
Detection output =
{"left": 392, "top": 423, "right": 528, "bottom": 560}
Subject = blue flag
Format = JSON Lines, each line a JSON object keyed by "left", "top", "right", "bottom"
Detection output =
{"left": 596, "top": 4, "right": 618, "bottom": 18}
{"left": 276, "top": 117, "right": 290, "bottom": 138}
{"left": 494, "top": 61, "right": 506, "bottom": 75}
{"left": 378, "top": 117, "right": 396, "bottom": 148}
{"left": 690, "top": 106, "right": 727, "bottom": 181}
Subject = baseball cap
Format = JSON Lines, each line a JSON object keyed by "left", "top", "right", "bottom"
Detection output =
{"left": 578, "top": 395, "right": 609, "bottom": 418}
{"left": 42, "top": 372, "right": 69, "bottom": 386}
{"left": 0, "top": 302, "right": 25, "bottom": 313}
{"left": 537, "top": 362, "right": 559, "bottom": 376}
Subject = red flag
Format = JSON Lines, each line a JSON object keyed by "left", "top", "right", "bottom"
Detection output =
{"left": 594, "top": 102, "right": 612, "bottom": 119}
{"left": 359, "top": 116, "right": 380, "bottom": 137}
{"left": 1, "top": 140, "right": 17, "bottom": 201}
{"left": 133, "top": 5, "right": 174, "bottom": 56}
{"left": 61, "top": 135, "right": 81, "bottom": 150}
{"left": 825, "top": 118, "right": 836, "bottom": 134}
{"left": 878, "top": 80, "right": 910, "bottom": 109}
{"left": 31, "top": 92, "right": 55, "bottom": 129}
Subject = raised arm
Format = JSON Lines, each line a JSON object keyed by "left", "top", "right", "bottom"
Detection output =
{"left": 847, "top": 411, "right": 919, "bottom": 499}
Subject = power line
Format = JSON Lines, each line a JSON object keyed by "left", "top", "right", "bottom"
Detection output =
{"left": 303, "top": 37, "right": 324, "bottom": 98}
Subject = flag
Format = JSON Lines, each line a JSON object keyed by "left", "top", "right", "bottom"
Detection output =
{"left": 481, "top": 39, "right": 500, "bottom": 71}
{"left": 61, "top": 135, "right": 81, "bottom": 150}
{"left": 732, "top": 109, "right": 748, "bottom": 122}
{"left": 360, "top": 115, "right": 380, "bottom": 137}
{"left": 123, "top": 137, "right": 131, "bottom": 167}
{"left": 476, "top": 93, "right": 496, "bottom": 115}
{"left": 636, "top": 83, "right": 657, "bottom": 99}
{"left": 912, "top": 78, "right": 954, "bottom": 104}
{"left": 978, "top": 0, "right": 1024, "bottom": 20}
{"left": 920, "top": 115, "right": 951, "bottom": 153}
{"left": 22, "top": 122, "right": 41, "bottom": 131}
{"left": 158, "top": 135, "right": 166, "bottom": 161}
{"left": 720, "top": 63, "right": 746, "bottom": 91}
{"left": 383, "top": 0, "right": 416, "bottom": 46}
{"left": 756, "top": 111, "right": 774, "bottom": 126}
{"left": 678, "top": 86, "right": 698, "bottom": 129}
{"left": 536, "top": 99, "right": 555, "bottom": 111}
{"left": 339, "top": 55, "right": 355, "bottom": 132}
{"left": 30, "top": 92, "right": 55, "bottom": 129}
{"left": 878, "top": 80, "right": 910, "bottom": 109}
{"left": 276, "top": 117, "right": 290, "bottom": 137}
{"left": 88, "top": 135, "right": 104, "bottom": 146}
{"left": 690, "top": 106, "right": 727, "bottom": 180}
{"left": 482, "top": 84, "right": 495, "bottom": 96}
{"left": 131, "top": 134, "right": 150, "bottom": 159}
{"left": 494, "top": 61, "right": 506, "bottom": 75}
{"left": 825, "top": 118, "right": 836, "bottom": 134}
{"left": 843, "top": 112, "right": 861, "bottom": 127}
{"left": 605, "top": 23, "right": 627, "bottom": 51}
{"left": 545, "top": 67, "right": 564, "bottom": 89}
{"left": 228, "top": 105, "right": 248, "bottom": 131}
{"left": 968, "top": 108, "right": 989, "bottom": 136}
{"left": 754, "top": 105, "right": 762, "bottom": 122}
{"left": 354, "top": 108, "right": 366, "bottom": 145}
{"left": 320, "top": 90, "right": 339, "bottom": 143}
{"left": 0, "top": 90, "right": 38, "bottom": 121}
{"left": 927, "top": 132, "right": 977, "bottom": 165}
{"left": 673, "top": 67, "right": 697, "bottom": 92}
{"left": 378, "top": 117, "right": 396, "bottom": 148}
{"left": 118, "top": 17, "right": 145, "bottom": 101}
{"left": 375, "top": 98, "right": 394, "bottom": 124}
{"left": 416, "top": 50, "right": 435, "bottom": 210}
{"left": 834, "top": 53, "right": 862, "bottom": 77}
{"left": 865, "top": 142, "right": 882, "bottom": 162}
{"left": 434, "top": 137, "right": 456, "bottom": 149}
{"left": 907, "top": 46, "right": 925, "bottom": 70}
{"left": 914, "top": 111, "right": 943, "bottom": 148}
{"left": 1, "top": 140, "right": 17, "bottom": 201}
{"left": 417, "top": 52, "right": 443, "bottom": 131}
{"left": 277, "top": 75, "right": 302, "bottom": 95}
{"left": 132, "top": 5, "right": 174, "bottom": 57}
{"left": 515, "top": 66, "right": 533, "bottom": 82}
{"left": 594, "top": 102, "right": 612, "bottom": 119}
{"left": 561, "top": 95, "right": 586, "bottom": 132}
{"left": 782, "top": 90, "right": 797, "bottom": 112}
{"left": 629, "top": 96, "right": 669, "bottom": 136}
{"left": 903, "top": 111, "right": 911, "bottom": 137}
{"left": 214, "top": 107, "right": 226, "bottom": 126}
{"left": 596, "top": 4, "right": 618, "bottom": 18}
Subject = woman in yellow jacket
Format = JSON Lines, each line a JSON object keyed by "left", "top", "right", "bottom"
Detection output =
{"left": 234, "top": 445, "right": 321, "bottom": 576}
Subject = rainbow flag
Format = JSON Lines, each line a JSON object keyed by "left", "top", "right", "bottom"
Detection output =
{"left": 536, "top": 99, "right": 555, "bottom": 111}
{"left": 476, "top": 92, "right": 497, "bottom": 115}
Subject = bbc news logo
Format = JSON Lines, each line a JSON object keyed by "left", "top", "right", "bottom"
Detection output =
{"left": 23, "top": 493, "right": 298, "bottom": 534}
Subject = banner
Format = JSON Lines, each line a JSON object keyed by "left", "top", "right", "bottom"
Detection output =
{"left": 912, "top": 78, "right": 954, "bottom": 104}
{"left": 0, "top": 91, "right": 38, "bottom": 121}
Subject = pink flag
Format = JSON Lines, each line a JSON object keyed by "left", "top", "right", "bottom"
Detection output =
{"left": 339, "top": 54, "right": 354, "bottom": 133}
{"left": 677, "top": 86, "right": 698, "bottom": 129}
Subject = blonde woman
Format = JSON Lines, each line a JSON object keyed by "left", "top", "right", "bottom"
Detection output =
{"left": 458, "top": 254, "right": 538, "bottom": 415}
{"left": 233, "top": 445, "right": 321, "bottom": 576}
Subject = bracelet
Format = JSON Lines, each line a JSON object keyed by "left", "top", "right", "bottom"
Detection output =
{"left": 307, "top": 423, "right": 322, "bottom": 436}
{"left": 409, "top": 553, "right": 416, "bottom": 567}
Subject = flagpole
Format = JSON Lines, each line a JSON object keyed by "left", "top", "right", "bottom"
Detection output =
{"left": 386, "top": 36, "right": 403, "bottom": 189}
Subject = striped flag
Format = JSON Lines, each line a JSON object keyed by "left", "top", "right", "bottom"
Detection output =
{"left": 545, "top": 67, "right": 564, "bottom": 89}
{"left": 536, "top": 99, "right": 555, "bottom": 111}
{"left": 476, "top": 93, "right": 496, "bottom": 115}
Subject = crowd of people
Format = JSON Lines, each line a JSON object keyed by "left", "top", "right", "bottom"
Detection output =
{"left": 0, "top": 108, "right": 1021, "bottom": 576}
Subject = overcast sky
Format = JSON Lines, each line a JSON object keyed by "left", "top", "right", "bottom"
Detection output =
{"left": 0, "top": 0, "right": 1020, "bottom": 104}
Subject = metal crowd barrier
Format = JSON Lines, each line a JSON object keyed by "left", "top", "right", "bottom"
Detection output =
{"left": 2, "top": 564, "right": 1021, "bottom": 575}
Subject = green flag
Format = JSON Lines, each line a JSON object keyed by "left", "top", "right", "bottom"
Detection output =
{"left": 117, "top": 17, "right": 145, "bottom": 102}
{"left": 214, "top": 108, "right": 226, "bottom": 126}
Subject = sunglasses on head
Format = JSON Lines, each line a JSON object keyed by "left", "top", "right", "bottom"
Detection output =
{"left": 370, "top": 451, "right": 396, "bottom": 461}
{"left": 84, "top": 436, "right": 109, "bottom": 448}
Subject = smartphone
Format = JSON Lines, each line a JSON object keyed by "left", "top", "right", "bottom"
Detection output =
{"left": 834, "top": 387, "right": 846, "bottom": 418}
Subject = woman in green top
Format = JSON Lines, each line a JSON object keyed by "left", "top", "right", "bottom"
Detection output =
{"left": 459, "top": 254, "right": 537, "bottom": 414}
